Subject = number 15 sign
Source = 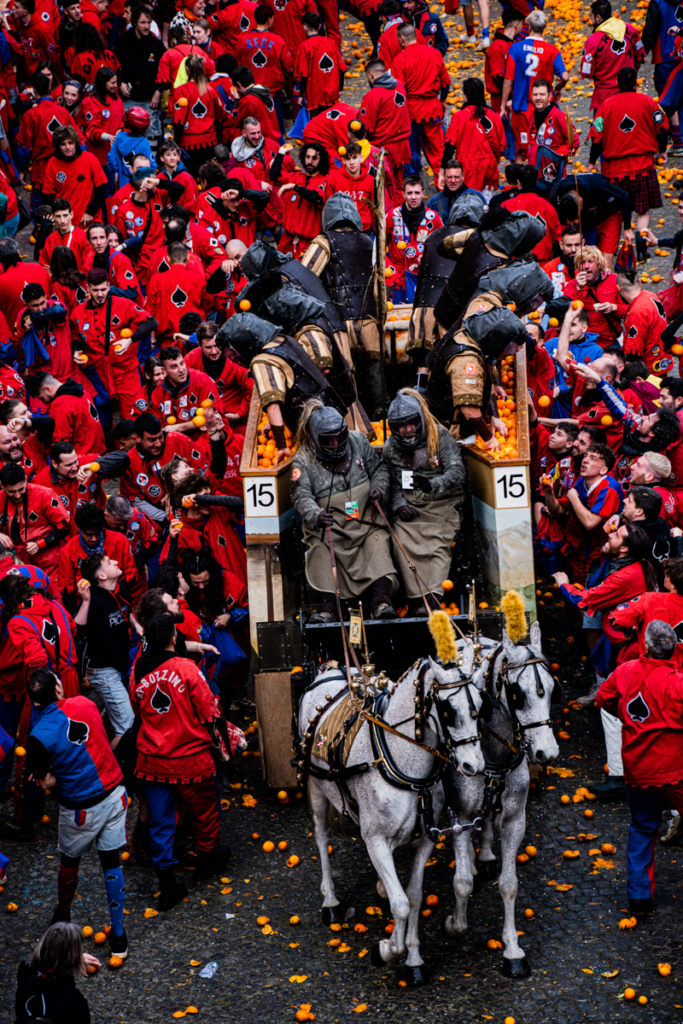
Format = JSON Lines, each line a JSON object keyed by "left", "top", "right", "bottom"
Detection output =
{"left": 493, "top": 466, "right": 529, "bottom": 509}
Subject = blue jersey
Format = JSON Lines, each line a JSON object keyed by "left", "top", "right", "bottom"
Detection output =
{"left": 106, "top": 131, "right": 155, "bottom": 185}
{"left": 506, "top": 37, "right": 566, "bottom": 111}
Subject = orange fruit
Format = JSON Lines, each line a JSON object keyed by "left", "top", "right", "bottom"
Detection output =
{"left": 82, "top": 926, "right": 94, "bottom": 937}
{"left": 239, "top": 299, "right": 251, "bottom": 311}
{"left": 572, "top": 300, "right": 584, "bottom": 310}
{"left": 109, "top": 955, "right": 123, "bottom": 968}
{"left": 560, "top": 795, "right": 570, "bottom": 804}
{"left": 40, "top": 814, "right": 50, "bottom": 825}
{"left": 277, "top": 790, "right": 288, "bottom": 800}
{"left": 396, "top": 241, "right": 407, "bottom": 250}
{"left": 638, "top": 996, "right": 647, "bottom": 1005}
{"left": 94, "top": 932, "right": 107, "bottom": 944}
{"left": 177, "top": 97, "right": 189, "bottom": 106}
{"left": 256, "top": 915, "right": 270, "bottom": 926}
{"left": 538, "top": 395, "right": 551, "bottom": 408}
{"left": 601, "top": 843, "right": 616, "bottom": 854}
{"left": 672, "top": 343, "right": 683, "bottom": 355}
{"left": 624, "top": 988, "right": 636, "bottom": 1001}
{"left": 658, "top": 963, "right": 671, "bottom": 976}
{"left": 14, "top": 746, "right": 26, "bottom": 758}
{"left": 201, "top": 399, "right": 213, "bottom": 409}
{"left": 119, "top": 328, "right": 132, "bottom": 338}
{"left": 278, "top": 841, "right": 288, "bottom": 852}
{"left": 421, "top": 908, "right": 431, "bottom": 917}
{"left": 287, "top": 855, "right": 300, "bottom": 867}
{"left": 167, "top": 416, "right": 177, "bottom": 425}
{"left": 6, "top": 902, "right": 18, "bottom": 912}
{"left": 89, "top": 462, "right": 101, "bottom": 472}
{"left": 584, "top": 808, "right": 594, "bottom": 819}
{"left": 524, "top": 908, "right": 534, "bottom": 919}
{"left": 442, "top": 579, "right": 454, "bottom": 591}
{"left": 192, "top": 415, "right": 205, "bottom": 427}
{"left": 262, "top": 840, "right": 275, "bottom": 853}
{"left": 600, "top": 415, "right": 613, "bottom": 427}
{"left": 337, "top": 146, "right": 347, "bottom": 156}
{"left": 425, "top": 894, "right": 439, "bottom": 906}
{"left": 290, "top": 915, "right": 300, "bottom": 925}
{"left": 525, "top": 846, "right": 537, "bottom": 857}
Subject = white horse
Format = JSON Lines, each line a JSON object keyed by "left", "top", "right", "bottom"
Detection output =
{"left": 442, "top": 621, "right": 560, "bottom": 977}
{"left": 298, "top": 639, "right": 486, "bottom": 985}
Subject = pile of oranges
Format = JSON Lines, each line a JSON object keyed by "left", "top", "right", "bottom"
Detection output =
{"left": 255, "top": 412, "right": 297, "bottom": 468}
{"left": 473, "top": 355, "right": 519, "bottom": 460}
{"left": 370, "top": 421, "right": 391, "bottom": 446}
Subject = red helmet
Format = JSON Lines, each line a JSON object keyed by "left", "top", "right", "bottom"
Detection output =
{"left": 125, "top": 106, "right": 151, "bottom": 131}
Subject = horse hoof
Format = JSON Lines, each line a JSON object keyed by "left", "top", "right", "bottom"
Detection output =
{"left": 400, "top": 965, "right": 428, "bottom": 987}
{"left": 476, "top": 860, "right": 498, "bottom": 882}
{"left": 321, "top": 905, "right": 345, "bottom": 927}
{"left": 439, "top": 914, "right": 456, "bottom": 938}
{"left": 370, "top": 943, "right": 385, "bottom": 968}
{"left": 502, "top": 956, "right": 531, "bottom": 979}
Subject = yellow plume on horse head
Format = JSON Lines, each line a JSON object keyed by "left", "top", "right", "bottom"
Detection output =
{"left": 428, "top": 610, "right": 457, "bottom": 665}
{"left": 501, "top": 590, "right": 528, "bottom": 644}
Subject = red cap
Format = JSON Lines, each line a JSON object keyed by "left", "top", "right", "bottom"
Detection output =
{"left": 125, "top": 106, "right": 151, "bottom": 131}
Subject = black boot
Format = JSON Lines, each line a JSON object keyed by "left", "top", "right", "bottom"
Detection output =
{"left": 588, "top": 776, "right": 626, "bottom": 802}
{"left": 629, "top": 897, "right": 654, "bottom": 916}
{"left": 636, "top": 234, "right": 649, "bottom": 264}
{"left": 0, "top": 815, "right": 34, "bottom": 842}
{"left": 196, "top": 844, "right": 232, "bottom": 881}
{"left": 371, "top": 577, "right": 396, "bottom": 620}
{"left": 131, "top": 819, "right": 152, "bottom": 867}
{"left": 156, "top": 867, "right": 188, "bottom": 912}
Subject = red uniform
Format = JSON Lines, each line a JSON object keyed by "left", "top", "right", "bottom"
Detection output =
{"left": 33, "top": 456, "right": 106, "bottom": 535}
{"left": 221, "top": 87, "right": 281, "bottom": 142}
{"left": 559, "top": 474, "right": 624, "bottom": 582}
{"left": 172, "top": 81, "right": 224, "bottom": 152}
{"left": 147, "top": 245, "right": 205, "bottom": 282}
{"left": 386, "top": 204, "right": 442, "bottom": 291}
{"left": 157, "top": 168, "right": 198, "bottom": 215}
{"left": 146, "top": 264, "right": 210, "bottom": 345}
{"left": 229, "top": 137, "right": 287, "bottom": 232}
{"left": 208, "top": 423, "right": 244, "bottom": 498}
{"left": 590, "top": 92, "right": 668, "bottom": 180}
{"left": 622, "top": 289, "right": 670, "bottom": 376}
{"left": 358, "top": 80, "right": 411, "bottom": 173}
{"left": 15, "top": 98, "right": 79, "bottom": 187}
{"left": 444, "top": 106, "right": 505, "bottom": 190}
{"left": 302, "top": 101, "right": 357, "bottom": 160}
{"left": 610, "top": 591, "right": 683, "bottom": 663}
{"left": 111, "top": 194, "right": 165, "bottom": 286}
{"left": 206, "top": 0, "right": 256, "bottom": 56}
{"left": 392, "top": 43, "right": 449, "bottom": 177}
{"left": 562, "top": 560, "right": 650, "bottom": 647}
{"left": 526, "top": 344, "right": 556, "bottom": 415}
{"left": 325, "top": 166, "right": 375, "bottom": 232}
{"left": 233, "top": 29, "right": 293, "bottom": 94}
{"left": 49, "top": 380, "right": 106, "bottom": 455}
{"left": 0, "top": 263, "right": 52, "bottom": 342}
{"left": 69, "top": 48, "right": 119, "bottom": 85}
{"left": 119, "top": 433, "right": 210, "bottom": 509}
{"left": 567, "top": 364, "right": 642, "bottom": 451}
{"left": 184, "top": 347, "right": 253, "bottom": 430}
{"left": 149, "top": 369, "right": 224, "bottom": 432}
{"left": 83, "top": 249, "right": 144, "bottom": 305}
{"left": 527, "top": 104, "right": 579, "bottom": 186}
{"left": 13, "top": 14, "right": 58, "bottom": 79}
{"left": 485, "top": 29, "right": 514, "bottom": 113}
{"left": 39, "top": 226, "right": 91, "bottom": 271}
{"left": 77, "top": 94, "right": 125, "bottom": 166}
{"left": 195, "top": 186, "right": 261, "bottom": 249}
{"left": 501, "top": 190, "right": 561, "bottom": 262}
{"left": 6, "top": 593, "right": 78, "bottom": 696}
{"left": 294, "top": 35, "right": 347, "bottom": 112}
{"left": 0, "top": 365, "right": 25, "bottom": 403}
{"left": 377, "top": 16, "right": 427, "bottom": 67}
{"left": 541, "top": 254, "right": 575, "bottom": 294}
{"left": 57, "top": 528, "right": 136, "bottom": 595}
{"left": 271, "top": 0, "right": 315, "bottom": 50}
{"left": 71, "top": 295, "right": 150, "bottom": 416}
{"left": 156, "top": 42, "right": 215, "bottom": 93}
{"left": 19, "top": 301, "right": 76, "bottom": 384}
{"left": 0, "top": 483, "right": 70, "bottom": 576}
{"left": 22, "top": 430, "right": 48, "bottom": 480}
{"left": 42, "top": 150, "right": 107, "bottom": 226}
{"left": 275, "top": 170, "right": 327, "bottom": 259}
{"left": 581, "top": 23, "right": 645, "bottom": 110}
{"left": 563, "top": 272, "right": 629, "bottom": 349}
{"left": 161, "top": 506, "right": 247, "bottom": 583}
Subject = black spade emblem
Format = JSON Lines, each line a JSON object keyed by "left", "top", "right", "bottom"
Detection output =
{"left": 192, "top": 99, "right": 207, "bottom": 118}
{"left": 394, "top": 91, "right": 405, "bottom": 106}
{"left": 67, "top": 719, "right": 89, "bottom": 745}
{"left": 159, "top": 259, "right": 170, "bottom": 273}
{"left": 543, "top": 164, "right": 557, "bottom": 182}
{"left": 124, "top": 271, "right": 133, "bottom": 280}
{"left": 628, "top": 324, "right": 638, "bottom": 338}
{"left": 109, "top": 901, "right": 121, "bottom": 909}
{"left": 677, "top": 2, "right": 683, "bottom": 19}
{"left": 42, "top": 620, "right": 58, "bottom": 644}
{"left": 111, "top": 315, "right": 120, "bottom": 326}
{"left": 611, "top": 38, "right": 625, "bottom": 54}
{"left": 28, "top": 511, "right": 38, "bottom": 522}
{"left": 76, "top": 174, "right": 85, "bottom": 182}
{"left": 51, "top": 498, "right": 59, "bottom": 507}
{"left": 171, "top": 286, "right": 188, "bottom": 307}
{"left": 151, "top": 685, "right": 172, "bottom": 714}
{"left": 89, "top": 403, "right": 98, "bottom": 420}
{"left": 189, "top": 393, "right": 197, "bottom": 403}
{"left": 626, "top": 692, "right": 650, "bottom": 723}
{"left": 47, "top": 116, "right": 61, "bottom": 134}
{"left": 192, "top": 449, "right": 200, "bottom": 459}
{"left": 217, "top": 534, "right": 226, "bottom": 546}
{"left": 673, "top": 620, "right": 683, "bottom": 643}
{"left": 252, "top": 49, "right": 267, "bottom": 67}
{"left": 319, "top": 52, "right": 334, "bottom": 73}
{"left": 76, "top": 286, "right": 87, "bottom": 302}
{"left": 480, "top": 114, "right": 492, "bottom": 133}
{"left": 240, "top": 12, "right": 251, "bottom": 27}
{"left": 326, "top": 109, "right": 341, "bottom": 120}
{"left": 654, "top": 298, "right": 666, "bottom": 318}
{"left": 619, "top": 114, "right": 636, "bottom": 133}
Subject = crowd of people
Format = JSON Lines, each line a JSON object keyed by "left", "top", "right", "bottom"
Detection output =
{"left": 0, "top": 0, "right": 682, "bottom": 1016}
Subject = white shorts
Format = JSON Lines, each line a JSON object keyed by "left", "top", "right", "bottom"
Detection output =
{"left": 58, "top": 785, "right": 128, "bottom": 859}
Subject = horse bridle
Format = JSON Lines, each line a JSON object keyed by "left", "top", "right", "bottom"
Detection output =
{"left": 413, "top": 659, "right": 483, "bottom": 753}
{"left": 488, "top": 644, "right": 558, "bottom": 737}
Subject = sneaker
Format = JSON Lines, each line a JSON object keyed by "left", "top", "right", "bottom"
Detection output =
{"left": 575, "top": 678, "right": 602, "bottom": 707}
{"left": 372, "top": 602, "right": 397, "bottom": 620}
{"left": 587, "top": 776, "right": 626, "bottom": 802}
{"left": 458, "top": 32, "right": 475, "bottom": 43}
{"left": 309, "top": 610, "right": 335, "bottom": 624}
{"left": 660, "top": 814, "right": 683, "bottom": 846}
{"left": 0, "top": 816, "right": 34, "bottom": 842}
{"left": 628, "top": 897, "right": 654, "bottom": 916}
{"left": 476, "top": 36, "right": 491, "bottom": 50}
{"left": 669, "top": 145, "right": 683, "bottom": 156}
{"left": 109, "top": 930, "right": 129, "bottom": 959}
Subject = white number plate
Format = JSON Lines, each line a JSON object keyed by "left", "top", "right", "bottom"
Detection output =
{"left": 494, "top": 467, "right": 528, "bottom": 509}
{"left": 244, "top": 477, "right": 277, "bottom": 517}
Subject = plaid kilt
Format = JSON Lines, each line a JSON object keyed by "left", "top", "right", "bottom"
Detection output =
{"left": 611, "top": 167, "right": 663, "bottom": 214}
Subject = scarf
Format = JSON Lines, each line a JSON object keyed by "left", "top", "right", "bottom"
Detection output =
{"left": 231, "top": 135, "right": 265, "bottom": 164}
{"left": 401, "top": 201, "right": 426, "bottom": 236}
{"left": 79, "top": 531, "right": 105, "bottom": 556}
{"left": 533, "top": 102, "right": 555, "bottom": 130}
{"left": 598, "top": 16, "right": 626, "bottom": 42}
{"left": 586, "top": 551, "right": 637, "bottom": 589}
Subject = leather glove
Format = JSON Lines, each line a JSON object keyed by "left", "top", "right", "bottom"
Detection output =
{"left": 369, "top": 488, "right": 383, "bottom": 502}
{"left": 318, "top": 509, "right": 335, "bottom": 527}
{"left": 413, "top": 472, "right": 432, "bottom": 493}
{"left": 397, "top": 505, "right": 419, "bottom": 521}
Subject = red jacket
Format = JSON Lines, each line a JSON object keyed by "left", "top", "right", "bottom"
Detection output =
{"left": 526, "top": 344, "right": 556, "bottom": 415}
{"left": 302, "top": 100, "right": 357, "bottom": 160}
{"left": 49, "top": 380, "right": 106, "bottom": 456}
{"left": 111, "top": 194, "right": 166, "bottom": 286}
{"left": 444, "top": 106, "right": 505, "bottom": 190}
{"left": 0, "top": 263, "right": 52, "bottom": 341}
{"left": 501, "top": 190, "right": 561, "bottom": 262}
{"left": 581, "top": 24, "right": 645, "bottom": 110}
{"left": 15, "top": 98, "right": 79, "bottom": 184}
{"left": 358, "top": 81, "right": 411, "bottom": 149}
{"left": 0, "top": 365, "right": 25, "bottom": 403}
{"left": 0, "top": 483, "right": 70, "bottom": 574}
{"left": 485, "top": 29, "right": 514, "bottom": 105}
{"left": 57, "top": 527, "right": 137, "bottom": 595}
{"left": 233, "top": 29, "right": 293, "bottom": 93}
{"left": 82, "top": 249, "right": 144, "bottom": 305}
{"left": 561, "top": 560, "right": 650, "bottom": 644}
{"left": 377, "top": 17, "right": 427, "bottom": 66}
{"left": 590, "top": 91, "right": 668, "bottom": 178}
{"left": 563, "top": 272, "right": 629, "bottom": 349}
{"left": 172, "top": 81, "right": 224, "bottom": 150}
{"left": 596, "top": 655, "right": 683, "bottom": 786}
{"left": 223, "top": 88, "right": 281, "bottom": 142}
{"left": 386, "top": 204, "right": 443, "bottom": 289}
{"left": 119, "top": 433, "right": 210, "bottom": 507}
{"left": 161, "top": 506, "right": 247, "bottom": 582}
{"left": 208, "top": 423, "right": 245, "bottom": 498}
{"left": 13, "top": 13, "right": 57, "bottom": 79}
{"left": 19, "top": 302, "right": 75, "bottom": 383}
{"left": 156, "top": 42, "right": 215, "bottom": 91}
{"left": 131, "top": 653, "right": 220, "bottom": 783}
{"left": 275, "top": 169, "right": 327, "bottom": 242}
{"left": 541, "top": 254, "right": 575, "bottom": 292}
{"left": 184, "top": 346, "right": 253, "bottom": 430}
{"left": 195, "top": 185, "right": 261, "bottom": 249}
{"left": 294, "top": 35, "right": 347, "bottom": 110}
{"left": 157, "top": 168, "right": 198, "bottom": 215}
{"left": 72, "top": 294, "right": 150, "bottom": 390}
{"left": 609, "top": 591, "right": 683, "bottom": 663}
{"left": 271, "top": 0, "right": 315, "bottom": 49}
{"left": 150, "top": 368, "right": 224, "bottom": 431}
{"left": 77, "top": 94, "right": 125, "bottom": 166}
{"left": 6, "top": 593, "right": 77, "bottom": 675}
{"left": 39, "top": 226, "right": 91, "bottom": 271}
{"left": 207, "top": 0, "right": 256, "bottom": 55}
{"left": 146, "top": 264, "right": 209, "bottom": 344}
{"left": 325, "top": 166, "right": 375, "bottom": 231}
{"left": 43, "top": 150, "right": 107, "bottom": 226}
{"left": 33, "top": 455, "right": 106, "bottom": 534}
{"left": 392, "top": 42, "right": 450, "bottom": 122}
{"left": 622, "top": 288, "right": 669, "bottom": 375}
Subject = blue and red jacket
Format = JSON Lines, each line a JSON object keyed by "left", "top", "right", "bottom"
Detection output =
{"left": 27, "top": 697, "right": 123, "bottom": 809}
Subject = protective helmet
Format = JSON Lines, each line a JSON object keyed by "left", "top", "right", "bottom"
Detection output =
{"left": 241, "top": 239, "right": 290, "bottom": 281}
{"left": 480, "top": 210, "right": 545, "bottom": 257}
{"left": 448, "top": 193, "right": 485, "bottom": 228}
{"left": 322, "top": 194, "right": 363, "bottom": 232}
{"left": 261, "top": 284, "right": 326, "bottom": 333}
{"left": 464, "top": 306, "right": 529, "bottom": 359}
{"left": 387, "top": 392, "right": 426, "bottom": 451}
{"left": 125, "top": 106, "right": 151, "bottom": 131}
{"left": 216, "top": 313, "right": 282, "bottom": 366}
{"left": 310, "top": 405, "right": 349, "bottom": 462}
{"left": 477, "top": 262, "right": 554, "bottom": 317}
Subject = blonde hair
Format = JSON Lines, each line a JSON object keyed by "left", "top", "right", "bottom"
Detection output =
{"left": 295, "top": 398, "right": 323, "bottom": 454}
{"left": 644, "top": 451, "right": 672, "bottom": 481}
{"left": 186, "top": 53, "right": 209, "bottom": 95}
{"left": 574, "top": 245, "right": 605, "bottom": 273}
{"left": 396, "top": 388, "right": 440, "bottom": 467}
